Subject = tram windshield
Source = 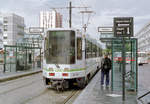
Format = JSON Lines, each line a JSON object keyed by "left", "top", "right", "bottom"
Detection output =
{"left": 44, "top": 30, "right": 75, "bottom": 64}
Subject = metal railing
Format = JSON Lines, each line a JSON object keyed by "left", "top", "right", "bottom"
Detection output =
{"left": 138, "top": 91, "right": 150, "bottom": 104}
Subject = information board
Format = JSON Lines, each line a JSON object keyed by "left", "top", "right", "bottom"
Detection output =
{"left": 114, "top": 17, "right": 133, "bottom": 37}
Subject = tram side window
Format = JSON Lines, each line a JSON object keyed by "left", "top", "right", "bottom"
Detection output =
{"left": 92, "top": 44, "right": 97, "bottom": 57}
{"left": 89, "top": 42, "right": 92, "bottom": 58}
{"left": 44, "top": 36, "right": 49, "bottom": 58}
{"left": 100, "top": 48, "right": 103, "bottom": 56}
{"left": 96, "top": 46, "right": 98, "bottom": 57}
{"left": 77, "top": 38, "right": 82, "bottom": 60}
{"left": 91, "top": 43, "right": 94, "bottom": 57}
{"left": 85, "top": 40, "right": 87, "bottom": 59}
{"left": 85, "top": 40, "right": 91, "bottom": 58}
{"left": 91, "top": 43, "right": 93, "bottom": 58}
{"left": 99, "top": 48, "right": 102, "bottom": 57}
{"left": 70, "top": 31, "right": 75, "bottom": 64}
{"left": 98, "top": 48, "right": 100, "bottom": 57}
{"left": 85, "top": 40, "right": 88, "bottom": 58}
{"left": 96, "top": 47, "right": 99, "bottom": 57}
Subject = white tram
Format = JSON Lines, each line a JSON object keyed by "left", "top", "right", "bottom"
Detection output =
{"left": 43, "top": 28, "right": 103, "bottom": 90}
{"left": 138, "top": 51, "right": 149, "bottom": 65}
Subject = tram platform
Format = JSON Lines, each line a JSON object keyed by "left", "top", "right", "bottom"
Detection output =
{"left": 73, "top": 69, "right": 150, "bottom": 104}
{"left": 0, "top": 68, "right": 41, "bottom": 82}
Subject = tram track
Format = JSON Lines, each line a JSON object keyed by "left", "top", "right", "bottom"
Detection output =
{"left": 60, "top": 70, "right": 99, "bottom": 104}
{"left": 0, "top": 73, "right": 41, "bottom": 86}
{"left": 61, "top": 90, "right": 81, "bottom": 104}
{"left": 0, "top": 71, "right": 82, "bottom": 104}
{"left": 0, "top": 78, "right": 43, "bottom": 95}
{"left": 20, "top": 88, "right": 82, "bottom": 104}
{"left": 19, "top": 89, "right": 81, "bottom": 104}
{"left": 21, "top": 89, "right": 49, "bottom": 104}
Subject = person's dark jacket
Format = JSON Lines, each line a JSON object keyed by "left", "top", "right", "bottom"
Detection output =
{"left": 101, "top": 57, "right": 111, "bottom": 73}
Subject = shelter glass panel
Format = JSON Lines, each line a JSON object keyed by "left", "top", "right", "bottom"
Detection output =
{"left": 111, "top": 38, "right": 137, "bottom": 92}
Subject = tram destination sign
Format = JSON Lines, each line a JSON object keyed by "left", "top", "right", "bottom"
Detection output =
{"left": 114, "top": 17, "right": 133, "bottom": 37}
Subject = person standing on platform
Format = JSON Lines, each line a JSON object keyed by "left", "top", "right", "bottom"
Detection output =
{"left": 100, "top": 54, "right": 112, "bottom": 87}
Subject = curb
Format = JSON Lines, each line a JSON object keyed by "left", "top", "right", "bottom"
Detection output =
{"left": 0, "top": 70, "right": 42, "bottom": 82}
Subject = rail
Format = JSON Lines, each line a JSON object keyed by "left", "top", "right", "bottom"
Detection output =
{"left": 138, "top": 90, "right": 150, "bottom": 102}
{"left": 62, "top": 90, "right": 81, "bottom": 104}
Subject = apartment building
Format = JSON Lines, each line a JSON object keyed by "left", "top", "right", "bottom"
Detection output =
{"left": 135, "top": 23, "right": 150, "bottom": 52}
{"left": 1, "top": 13, "right": 25, "bottom": 45}
{"left": 40, "top": 10, "right": 62, "bottom": 29}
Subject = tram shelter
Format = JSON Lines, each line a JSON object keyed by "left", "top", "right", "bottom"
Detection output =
{"left": 99, "top": 17, "right": 138, "bottom": 101}
{"left": 3, "top": 33, "right": 43, "bottom": 73}
{"left": 111, "top": 38, "right": 138, "bottom": 92}
{"left": 3, "top": 43, "right": 42, "bottom": 72}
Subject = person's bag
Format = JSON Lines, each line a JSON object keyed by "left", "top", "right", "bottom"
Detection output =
{"left": 102, "top": 58, "right": 111, "bottom": 70}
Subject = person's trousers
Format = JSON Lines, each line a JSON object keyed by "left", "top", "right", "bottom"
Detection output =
{"left": 101, "top": 71, "right": 109, "bottom": 86}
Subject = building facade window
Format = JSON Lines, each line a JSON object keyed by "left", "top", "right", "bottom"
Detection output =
{"left": 3, "top": 29, "right": 7, "bottom": 31}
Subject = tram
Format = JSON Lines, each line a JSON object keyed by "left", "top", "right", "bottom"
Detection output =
{"left": 138, "top": 51, "right": 148, "bottom": 65}
{"left": 42, "top": 28, "right": 103, "bottom": 90}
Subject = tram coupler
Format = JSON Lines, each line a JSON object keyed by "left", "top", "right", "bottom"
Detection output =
{"left": 51, "top": 80, "right": 69, "bottom": 91}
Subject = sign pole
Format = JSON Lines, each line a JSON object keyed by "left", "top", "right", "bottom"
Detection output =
{"left": 122, "top": 37, "right": 126, "bottom": 101}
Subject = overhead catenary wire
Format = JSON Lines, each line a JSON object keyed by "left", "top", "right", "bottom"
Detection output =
{"left": 78, "top": 0, "right": 95, "bottom": 28}
{"left": 41, "top": 1, "right": 94, "bottom": 30}
{"left": 47, "top": 1, "right": 90, "bottom": 28}
{"left": 80, "top": 10, "right": 94, "bottom": 32}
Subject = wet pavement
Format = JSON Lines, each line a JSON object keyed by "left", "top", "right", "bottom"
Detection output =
{"left": 0, "top": 64, "right": 150, "bottom": 104}
{"left": 73, "top": 71, "right": 138, "bottom": 104}
{"left": 73, "top": 64, "right": 150, "bottom": 104}
{"left": 0, "top": 72, "right": 80, "bottom": 104}
{"left": 138, "top": 64, "right": 150, "bottom": 104}
{"left": 0, "top": 63, "right": 81, "bottom": 104}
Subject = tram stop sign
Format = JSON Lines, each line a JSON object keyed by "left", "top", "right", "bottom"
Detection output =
{"left": 114, "top": 17, "right": 133, "bottom": 37}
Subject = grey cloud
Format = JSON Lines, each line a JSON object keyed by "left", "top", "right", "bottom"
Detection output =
{"left": 0, "top": 0, "right": 61, "bottom": 26}
{"left": 72, "top": 0, "right": 150, "bottom": 35}
{"left": 0, "top": 0, "right": 150, "bottom": 36}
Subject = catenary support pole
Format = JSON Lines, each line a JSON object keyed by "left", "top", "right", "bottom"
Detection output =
{"left": 69, "top": 1, "right": 72, "bottom": 28}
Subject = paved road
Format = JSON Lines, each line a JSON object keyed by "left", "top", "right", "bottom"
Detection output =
{"left": 138, "top": 64, "right": 150, "bottom": 90}
{"left": 137, "top": 64, "right": 150, "bottom": 103}
{"left": 0, "top": 64, "right": 149, "bottom": 104}
{"left": 0, "top": 73, "right": 80, "bottom": 104}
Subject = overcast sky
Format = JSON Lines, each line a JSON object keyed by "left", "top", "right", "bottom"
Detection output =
{"left": 0, "top": 0, "right": 150, "bottom": 38}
